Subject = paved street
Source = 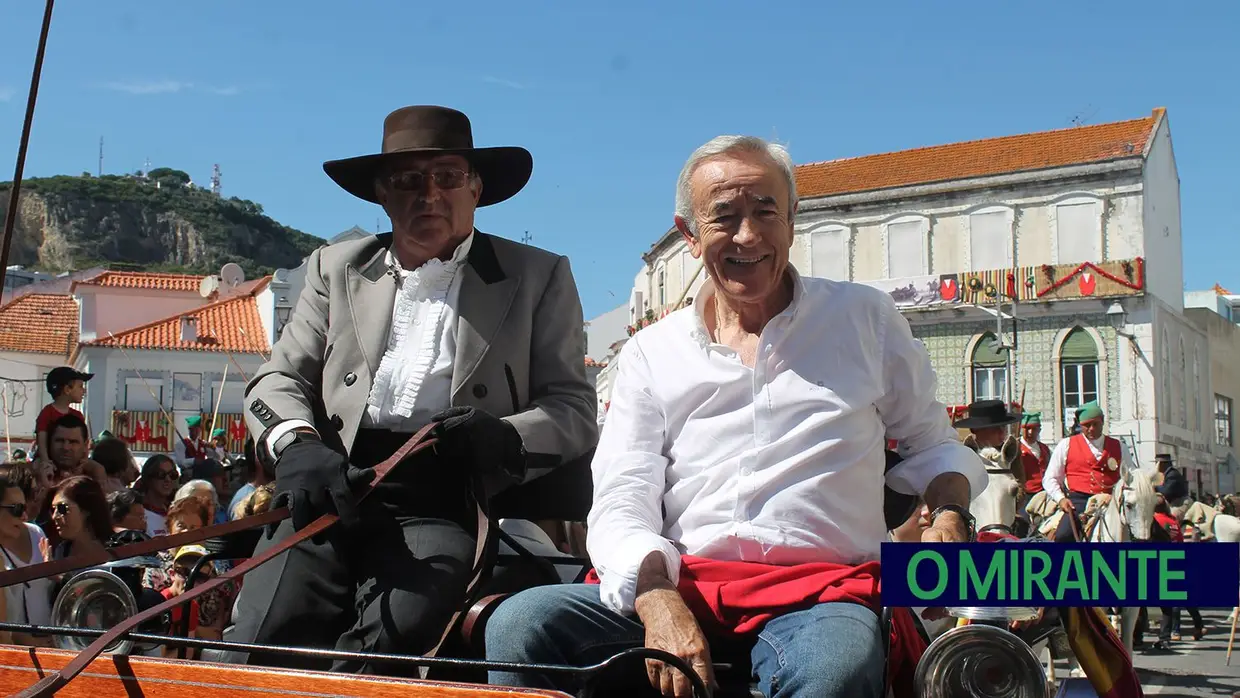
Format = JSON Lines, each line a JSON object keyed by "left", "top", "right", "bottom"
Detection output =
{"left": 1048, "top": 609, "right": 1240, "bottom": 696}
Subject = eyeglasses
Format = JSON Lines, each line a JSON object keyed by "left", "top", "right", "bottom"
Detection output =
{"left": 155, "top": 469, "right": 178, "bottom": 480}
{"left": 384, "top": 168, "right": 471, "bottom": 192}
{"left": 0, "top": 503, "right": 25, "bottom": 518}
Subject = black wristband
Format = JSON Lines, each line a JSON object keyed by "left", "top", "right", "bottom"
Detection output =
{"left": 928, "top": 504, "right": 975, "bottom": 540}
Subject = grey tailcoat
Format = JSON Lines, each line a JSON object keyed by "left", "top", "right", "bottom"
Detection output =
{"left": 243, "top": 230, "right": 598, "bottom": 484}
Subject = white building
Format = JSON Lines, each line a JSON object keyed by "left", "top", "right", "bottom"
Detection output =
{"left": 0, "top": 270, "right": 276, "bottom": 459}
{"left": 0, "top": 294, "right": 80, "bottom": 456}
{"left": 624, "top": 108, "right": 1219, "bottom": 492}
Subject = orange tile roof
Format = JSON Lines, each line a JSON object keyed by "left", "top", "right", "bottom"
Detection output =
{"left": 75, "top": 271, "right": 206, "bottom": 293}
{"left": 86, "top": 278, "right": 272, "bottom": 354}
{"left": 0, "top": 294, "right": 79, "bottom": 356}
{"left": 794, "top": 108, "right": 1163, "bottom": 199}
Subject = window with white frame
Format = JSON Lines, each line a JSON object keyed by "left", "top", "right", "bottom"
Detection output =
{"left": 679, "top": 249, "right": 695, "bottom": 293}
{"left": 1179, "top": 337, "right": 1188, "bottom": 429}
{"left": 1216, "top": 395, "right": 1233, "bottom": 447}
{"left": 1193, "top": 347, "right": 1202, "bottom": 431}
{"left": 124, "top": 377, "right": 163, "bottom": 411}
{"left": 1055, "top": 200, "right": 1101, "bottom": 265}
{"left": 810, "top": 225, "right": 849, "bottom": 280}
{"left": 886, "top": 219, "right": 926, "bottom": 279}
{"left": 971, "top": 333, "right": 1008, "bottom": 401}
{"left": 1160, "top": 329, "right": 1171, "bottom": 419}
{"left": 656, "top": 266, "right": 666, "bottom": 307}
{"left": 969, "top": 209, "right": 1011, "bottom": 271}
{"left": 1060, "top": 328, "right": 1100, "bottom": 432}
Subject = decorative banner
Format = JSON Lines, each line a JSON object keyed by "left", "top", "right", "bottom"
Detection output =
{"left": 110, "top": 409, "right": 172, "bottom": 451}
{"left": 862, "top": 275, "right": 955, "bottom": 309}
{"left": 959, "top": 266, "right": 1040, "bottom": 303}
{"left": 881, "top": 542, "right": 1239, "bottom": 607}
{"left": 1036, "top": 258, "right": 1145, "bottom": 300}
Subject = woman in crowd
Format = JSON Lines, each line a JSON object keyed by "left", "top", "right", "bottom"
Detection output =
{"left": 90, "top": 438, "right": 139, "bottom": 493}
{"left": 0, "top": 464, "right": 54, "bottom": 646}
{"left": 48, "top": 476, "right": 113, "bottom": 561}
{"left": 106, "top": 488, "right": 148, "bottom": 533}
{"left": 133, "top": 455, "right": 178, "bottom": 537}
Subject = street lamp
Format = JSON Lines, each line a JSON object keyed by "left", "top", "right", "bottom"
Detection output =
{"left": 275, "top": 300, "right": 293, "bottom": 336}
{"left": 1106, "top": 301, "right": 1135, "bottom": 339}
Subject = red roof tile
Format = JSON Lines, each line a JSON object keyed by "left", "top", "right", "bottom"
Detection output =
{"left": 794, "top": 109, "right": 1163, "bottom": 199}
{"left": 76, "top": 271, "right": 206, "bottom": 293}
{"left": 0, "top": 294, "right": 79, "bottom": 356}
{"left": 86, "top": 278, "right": 271, "bottom": 354}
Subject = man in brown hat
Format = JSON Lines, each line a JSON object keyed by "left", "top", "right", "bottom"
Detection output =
{"left": 223, "top": 106, "right": 598, "bottom": 674}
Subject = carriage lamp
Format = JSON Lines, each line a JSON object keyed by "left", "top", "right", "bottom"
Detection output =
{"left": 915, "top": 623, "right": 1047, "bottom": 698}
{"left": 275, "top": 300, "right": 294, "bottom": 335}
{"left": 947, "top": 606, "right": 1039, "bottom": 623}
{"left": 1106, "top": 302, "right": 1135, "bottom": 340}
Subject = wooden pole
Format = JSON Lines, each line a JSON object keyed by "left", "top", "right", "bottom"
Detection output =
{"left": 1227, "top": 605, "right": 1238, "bottom": 666}
{"left": 2, "top": 389, "right": 10, "bottom": 459}
{"left": 208, "top": 363, "right": 228, "bottom": 439}
{"left": 236, "top": 327, "right": 269, "bottom": 363}
{"left": 0, "top": 0, "right": 56, "bottom": 292}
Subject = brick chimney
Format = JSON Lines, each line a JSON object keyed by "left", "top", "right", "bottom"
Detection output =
{"left": 180, "top": 316, "right": 197, "bottom": 343}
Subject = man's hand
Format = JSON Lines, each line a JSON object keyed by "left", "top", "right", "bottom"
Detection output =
{"left": 273, "top": 437, "right": 373, "bottom": 532}
{"left": 635, "top": 587, "right": 715, "bottom": 698}
{"left": 1057, "top": 498, "right": 1075, "bottom": 514}
{"left": 430, "top": 407, "right": 527, "bottom": 484}
{"left": 921, "top": 511, "right": 970, "bottom": 543}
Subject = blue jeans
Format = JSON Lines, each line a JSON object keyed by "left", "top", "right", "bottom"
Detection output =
{"left": 485, "top": 583, "right": 884, "bottom": 698}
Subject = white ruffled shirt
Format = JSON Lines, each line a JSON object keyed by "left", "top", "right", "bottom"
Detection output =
{"left": 362, "top": 233, "right": 473, "bottom": 431}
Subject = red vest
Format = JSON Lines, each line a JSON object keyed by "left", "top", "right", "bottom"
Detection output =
{"left": 1065, "top": 434, "right": 1123, "bottom": 495}
{"left": 182, "top": 438, "right": 207, "bottom": 460}
{"left": 1153, "top": 512, "right": 1182, "bottom": 542}
{"left": 1020, "top": 440, "right": 1050, "bottom": 493}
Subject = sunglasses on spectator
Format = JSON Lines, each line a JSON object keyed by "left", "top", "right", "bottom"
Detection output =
{"left": 0, "top": 503, "right": 25, "bottom": 517}
{"left": 172, "top": 565, "right": 209, "bottom": 581}
{"left": 53, "top": 502, "right": 74, "bottom": 516}
{"left": 154, "top": 469, "right": 178, "bottom": 480}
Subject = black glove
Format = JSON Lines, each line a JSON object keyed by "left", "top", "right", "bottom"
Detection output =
{"left": 430, "top": 407, "right": 527, "bottom": 494}
{"left": 273, "top": 437, "right": 375, "bottom": 534}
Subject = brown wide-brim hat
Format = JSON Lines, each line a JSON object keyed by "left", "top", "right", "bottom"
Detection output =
{"left": 322, "top": 105, "right": 532, "bottom": 207}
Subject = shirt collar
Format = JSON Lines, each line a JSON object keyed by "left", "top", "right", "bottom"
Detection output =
{"left": 689, "top": 265, "right": 806, "bottom": 348}
{"left": 385, "top": 231, "right": 474, "bottom": 277}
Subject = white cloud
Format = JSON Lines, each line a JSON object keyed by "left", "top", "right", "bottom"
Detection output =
{"left": 481, "top": 75, "right": 526, "bottom": 90}
{"left": 99, "top": 80, "right": 241, "bottom": 96}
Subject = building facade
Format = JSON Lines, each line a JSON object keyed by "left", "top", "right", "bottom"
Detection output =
{"left": 1186, "top": 299, "right": 1240, "bottom": 495}
{"left": 624, "top": 109, "right": 1219, "bottom": 491}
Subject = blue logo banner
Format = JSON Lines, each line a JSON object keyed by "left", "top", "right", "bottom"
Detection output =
{"left": 880, "top": 542, "right": 1240, "bottom": 607}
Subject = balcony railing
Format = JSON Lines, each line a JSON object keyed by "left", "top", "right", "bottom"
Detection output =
{"left": 109, "top": 410, "right": 248, "bottom": 454}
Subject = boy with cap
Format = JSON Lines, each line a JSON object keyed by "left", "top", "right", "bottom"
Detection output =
{"left": 1015, "top": 412, "right": 1051, "bottom": 534}
{"left": 1042, "top": 400, "right": 1133, "bottom": 542}
{"left": 35, "top": 367, "right": 92, "bottom": 463}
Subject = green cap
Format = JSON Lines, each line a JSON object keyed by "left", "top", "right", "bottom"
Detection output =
{"left": 1021, "top": 412, "right": 1041, "bottom": 425}
{"left": 211, "top": 428, "right": 226, "bottom": 439}
{"left": 186, "top": 415, "right": 203, "bottom": 428}
{"left": 1077, "top": 401, "right": 1104, "bottom": 423}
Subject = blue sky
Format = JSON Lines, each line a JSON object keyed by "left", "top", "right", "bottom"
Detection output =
{"left": 1, "top": 1, "right": 1237, "bottom": 319}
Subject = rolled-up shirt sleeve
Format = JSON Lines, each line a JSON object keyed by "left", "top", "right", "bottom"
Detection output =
{"left": 586, "top": 338, "right": 683, "bottom": 616}
{"left": 1042, "top": 438, "right": 1071, "bottom": 502}
{"left": 871, "top": 293, "right": 988, "bottom": 499}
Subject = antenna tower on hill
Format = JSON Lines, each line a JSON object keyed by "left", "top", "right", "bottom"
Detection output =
{"left": 210, "top": 164, "right": 222, "bottom": 196}
{"left": 97, "top": 137, "right": 103, "bottom": 176}
{"left": 521, "top": 231, "right": 532, "bottom": 244}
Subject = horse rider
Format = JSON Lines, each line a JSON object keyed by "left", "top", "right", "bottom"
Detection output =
{"left": 952, "top": 399, "right": 1023, "bottom": 478}
{"left": 1042, "top": 401, "right": 1133, "bottom": 543}
{"left": 1153, "top": 452, "right": 1191, "bottom": 521}
{"left": 483, "top": 134, "right": 987, "bottom": 698}
{"left": 1016, "top": 412, "right": 1051, "bottom": 537}
{"left": 222, "top": 105, "right": 598, "bottom": 675}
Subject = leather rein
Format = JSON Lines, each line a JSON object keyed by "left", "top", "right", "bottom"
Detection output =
{"left": 2, "top": 422, "right": 453, "bottom": 698}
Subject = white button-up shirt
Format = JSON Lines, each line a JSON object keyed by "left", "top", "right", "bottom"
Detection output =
{"left": 362, "top": 233, "right": 472, "bottom": 431}
{"left": 587, "top": 270, "right": 988, "bottom": 615}
{"left": 1041, "top": 433, "right": 1134, "bottom": 503}
{"left": 265, "top": 234, "right": 471, "bottom": 451}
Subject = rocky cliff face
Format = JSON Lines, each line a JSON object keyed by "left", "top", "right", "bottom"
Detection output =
{"left": 0, "top": 173, "right": 322, "bottom": 274}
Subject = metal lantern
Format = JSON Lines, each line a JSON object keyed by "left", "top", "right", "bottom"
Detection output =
{"left": 50, "top": 559, "right": 168, "bottom": 656}
{"left": 914, "top": 624, "right": 1047, "bottom": 698}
